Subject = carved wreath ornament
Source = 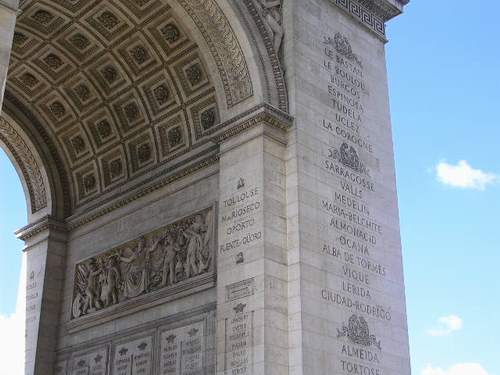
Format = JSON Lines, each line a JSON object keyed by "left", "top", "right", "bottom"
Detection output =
{"left": 329, "top": 142, "right": 370, "bottom": 176}
{"left": 72, "top": 208, "right": 214, "bottom": 319}
{"left": 324, "top": 32, "right": 363, "bottom": 67}
{"left": 337, "top": 314, "right": 381, "bottom": 350}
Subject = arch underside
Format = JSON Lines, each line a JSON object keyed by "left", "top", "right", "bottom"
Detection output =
{"left": 5, "top": 0, "right": 285, "bottom": 218}
{"left": 0, "top": 116, "right": 47, "bottom": 214}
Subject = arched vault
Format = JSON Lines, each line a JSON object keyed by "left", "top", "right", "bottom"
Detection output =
{"left": 4, "top": 0, "right": 288, "bottom": 220}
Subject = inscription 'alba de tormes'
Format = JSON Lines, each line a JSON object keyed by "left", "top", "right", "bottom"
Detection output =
{"left": 72, "top": 208, "right": 214, "bottom": 319}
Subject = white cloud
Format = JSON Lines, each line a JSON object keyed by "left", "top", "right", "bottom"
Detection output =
{"left": 422, "top": 363, "right": 492, "bottom": 375}
{"left": 427, "top": 314, "right": 463, "bottom": 337}
{"left": 436, "top": 160, "right": 497, "bottom": 190}
{"left": 0, "top": 254, "right": 26, "bottom": 375}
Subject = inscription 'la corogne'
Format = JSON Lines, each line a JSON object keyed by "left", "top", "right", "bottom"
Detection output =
{"left": 334, "top": 113, "right": 361, "bottom": 134}
{"left": 321, "top": 119, "right": 373, "bottom": 154}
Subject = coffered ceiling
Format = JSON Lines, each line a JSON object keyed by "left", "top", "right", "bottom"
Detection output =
{"left": 7, "top": 0, "right": 222, "bottom": 209}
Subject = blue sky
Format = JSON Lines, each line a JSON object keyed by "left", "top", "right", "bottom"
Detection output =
{"left": 387, "top": 0, "right": 500, "bottom": 374}
{"left": 0, "top": 149, "right": 26, "bottom": 312}
{"left": 1, "top": 1, "right": 499, "bottom": 374}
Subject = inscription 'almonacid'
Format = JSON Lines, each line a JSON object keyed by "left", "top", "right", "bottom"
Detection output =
{"left": 72, "top": 208, "right": 214, "bottom": 319}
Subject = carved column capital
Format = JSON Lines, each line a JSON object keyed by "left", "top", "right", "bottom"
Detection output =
{"left": 210, "top": 103, "right": 293, "bottom": 145}
{"left": 16, "top": 215, "right": 67, "bottom": 245}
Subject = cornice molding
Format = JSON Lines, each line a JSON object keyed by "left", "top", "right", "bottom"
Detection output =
{"left": 63, "top": 104, "right": 293, "bottom": 230}
{"left": 330, "top": 0, "right": 408, "bottom": 41}
{"left": 16, "top": 215, "right": 67, "bottom": 241}
{"left": 356, "top": 0, "right": 407, "bottom": 20}
{"left": 66, "top": 151, "right": 220, "bottom": 230}
{"left": 210, "top": 103, "right": 293, "bottom": 143}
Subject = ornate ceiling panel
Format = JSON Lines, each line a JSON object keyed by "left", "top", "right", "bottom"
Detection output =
{"left": 8, "top": 0, "right": 222, "bottom": 209}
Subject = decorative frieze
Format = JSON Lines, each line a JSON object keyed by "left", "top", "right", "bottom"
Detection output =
{"left": 329, "top": 0, "right": 387, "bottom": 39}
{"left": 71, "top": 208, "right": 215, "bottom": 320}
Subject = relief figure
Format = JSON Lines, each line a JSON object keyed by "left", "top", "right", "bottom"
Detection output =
{"left": 100, "top": 255, "right": 121, "bottom": 307}
{"left": 71, "top": 209, "right": 214, "bottom": 319}
{"left": 160, "top": 233, "right": 180, "bottom": 287}
{"left": 120, "top": 236, "right": 161, "bottom": 298}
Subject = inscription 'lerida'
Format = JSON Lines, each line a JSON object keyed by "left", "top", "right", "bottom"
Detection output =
{"left": 72, "top": 208, "right": 214, "bottom": 319}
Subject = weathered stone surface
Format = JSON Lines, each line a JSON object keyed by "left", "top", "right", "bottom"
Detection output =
{"left": 1, "top": 0, "right": 411, "bottom": 374}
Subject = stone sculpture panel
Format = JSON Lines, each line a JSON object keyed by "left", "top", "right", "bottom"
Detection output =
{"left": 71, "top": 207, "right": 215, "bottom": 320}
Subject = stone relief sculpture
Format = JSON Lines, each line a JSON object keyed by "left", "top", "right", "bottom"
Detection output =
{"left": 324, "top": 32, "right": 363, "bottom": 67}
{"left": 337, "top": 314, "right": 382, "bottom": 350}
{"left": 329, "top": 142, "right": 371, "bottom": 176}
{"left": 72, "top": 208, "right": 214, "bottom": 319}
{"left": 254, "top": 0, "right": 284, "bottom": 52}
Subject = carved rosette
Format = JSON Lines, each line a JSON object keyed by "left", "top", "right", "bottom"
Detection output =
{"left": 71, "top": 207, "right": 215, "bottom": 320}
{"left": 0, "top": 116, "right": 48, "bottom": 213}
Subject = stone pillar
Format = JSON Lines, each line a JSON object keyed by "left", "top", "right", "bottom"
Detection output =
{"left": 17, "top": 217, "right": 67, "bottom": 375}
{"left": 283, "top": 1, "right": 411, "bottom": 375}
{"left": 216, "top": 107, "right": 291, "bottom": 375}
{"left": 0, "top": 0, "right": 17, "bottom": 109}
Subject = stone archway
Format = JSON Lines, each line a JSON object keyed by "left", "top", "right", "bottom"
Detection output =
{"left": 0, "top": 1, "right": 414, "bottom": 375}
{"left": 2, "top": 1, "right": 291, "bottom": 374}
{"left": 4, "top": 0, "right": 286, "bottom": 219}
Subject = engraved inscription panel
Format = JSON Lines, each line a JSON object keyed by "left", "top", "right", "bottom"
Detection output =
{"left": 56, "top": 311, "right": 215, "bottom": 375}
{"left": 225, "top": 278, "right": 255, "bottom": 302}
{"left": 218, "top": 178, "right": 262, "bottom": 261}
{"left": 159, "top": 321, "right": 205, "bottom": 375}
{"left": 112, "top": 336, "right": 153, "bottom": 375}
{"left": 70, "top": 348, "right": 108, "bottom": 375}
{"left": 319, "top": 32, "right": 390, "bottom": 374}
{"left": 224, "top": 303, "right": 254, "bottom": 375}
{"left": 301, "top": 19, "right": 409, "bottom": 373}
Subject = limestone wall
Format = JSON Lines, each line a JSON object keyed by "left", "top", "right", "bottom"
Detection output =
{"left": 283, "top": 0, "right": 411, "bottom": 374}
